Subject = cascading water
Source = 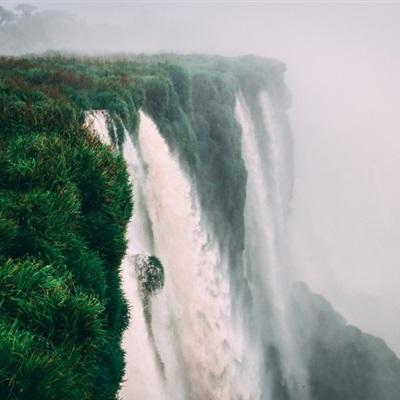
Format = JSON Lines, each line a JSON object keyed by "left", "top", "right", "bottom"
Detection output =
{"left": 136, "top": 112, "right": 254, "bottom": 400}
{"left": 87, "top": 94, "right": 306, "bottom": 399}
{"left": 119, "top": 132, "right": 166, "bottom": 400}
{"left": 86, "top": 111, "right": 165, "bottom": 399}
{"left": 236, "top": 93, "right": 309, "bottom": 399}
{"left": 85, "top": 110, "right": 113, "bottom": 146}
{"left": 4, "top": 53, "right": 398, "bottom": 400}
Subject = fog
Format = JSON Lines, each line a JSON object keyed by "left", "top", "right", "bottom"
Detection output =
{"left": 1, "top": 1, "right": 399, "bottom": 353}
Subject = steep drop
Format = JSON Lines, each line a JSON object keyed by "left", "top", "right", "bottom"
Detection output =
{"left": 85, "top": 59, "right": 400, "bottom": 400}
{"left": 236, "top": 93, "right": 309, "bottom": 400}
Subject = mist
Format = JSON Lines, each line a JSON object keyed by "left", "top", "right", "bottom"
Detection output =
{"left": 2, "top": 1, "right": 399, "bottom": 354}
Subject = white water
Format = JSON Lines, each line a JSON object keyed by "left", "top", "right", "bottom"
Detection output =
{"left": 87, "top": 101, "right": 305, "bottom": 399}
{"left": 119, "top": 132, "right": 166, "bottom": 400}
{"left": 137, "top": 111, "right": 255, "bottom": 400}
{"left": 259, "top": 91, "right": 309, "bottom": 399}
{"left": 88, "top": 111, "right": 256, "bottom": 399}
{"left": 86, "top": 114, "right": 166, "bottom": 399}
{"left": 236, "top": 93, "right": 309, "bottom": 399}
{"left": 84, "top": 110, "right": 113, "bottom": 146}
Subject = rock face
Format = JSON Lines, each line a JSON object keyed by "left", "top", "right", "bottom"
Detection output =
{"left": 291, "top": 282, "right": 400, "bottom": 400}
{"left": 134, "top": 253, "right": 165, "bottom": 297}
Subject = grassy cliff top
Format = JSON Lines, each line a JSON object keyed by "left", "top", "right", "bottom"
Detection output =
{"left": 0, "top": 53, "right": 289, "bottom": 400}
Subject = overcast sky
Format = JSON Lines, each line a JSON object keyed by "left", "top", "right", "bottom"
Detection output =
{"left": 2, "top": 0, "right": 400, "bottom": 353}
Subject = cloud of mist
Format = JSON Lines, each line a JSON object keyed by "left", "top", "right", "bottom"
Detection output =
{"left": 1, "top": 1, "right": 400, "bottom": 353}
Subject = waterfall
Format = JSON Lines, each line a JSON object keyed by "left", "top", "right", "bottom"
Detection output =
{"left": 119, "top": 131, "right": 166, "bottom": 400}
{"left": 86, "top": 110, "right": 166, "bottom": 399}
{"left": 137, "top": 111, "right": 253, "bottom": 400}
{"left": 88, "top": 110, "right": 258, "bottom": 399}
{"left": 85, "top": 110, "right": 113, "bottom": 146}
{"left": 87, "top": 97, "right": 306, "bottom": 399}
{"left": 236, "top": 92, "right": 309, "bottom": 400}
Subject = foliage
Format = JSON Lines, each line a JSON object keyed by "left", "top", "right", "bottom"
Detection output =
{"left": 0, "top": 53, "right": 280, "bottom": 398}
{"left": 0, "top": 57, "right": 133, "bottom": 399}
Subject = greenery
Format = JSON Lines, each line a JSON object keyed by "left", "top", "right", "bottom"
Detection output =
{"left": 1, "top": 48, "right": 399, "bottom": 400}
{"left": 0, "top": 53, "right": 283, "bottom": 398}
{"left": 0, "top": 55, "right": 134, "bottom": 399}
{"left": 0, "top": 52, "right": 284, "bottom": 262}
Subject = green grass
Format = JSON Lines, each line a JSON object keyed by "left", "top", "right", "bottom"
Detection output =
{"left": 0, "top": 56, "right": 134, "bottom": 398}
{"left": 0, "top": 53, "right": 283, "bottom": 398}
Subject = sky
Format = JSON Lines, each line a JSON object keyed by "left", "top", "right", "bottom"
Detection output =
{"left": 1, "top": 0, "right": 400, "bottom": 353}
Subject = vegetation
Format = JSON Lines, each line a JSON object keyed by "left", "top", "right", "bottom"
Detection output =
{"left": 0, "top": 53, "right": 282, "bottom": 398}
{"left": 0, "top": 52, "right": 284, "bottom": 260}
{"left": 0, "top": 56, "right": 133, "bottom": 399}
{"left": 1, "top": 47, "right": 398, "bottom": 400}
